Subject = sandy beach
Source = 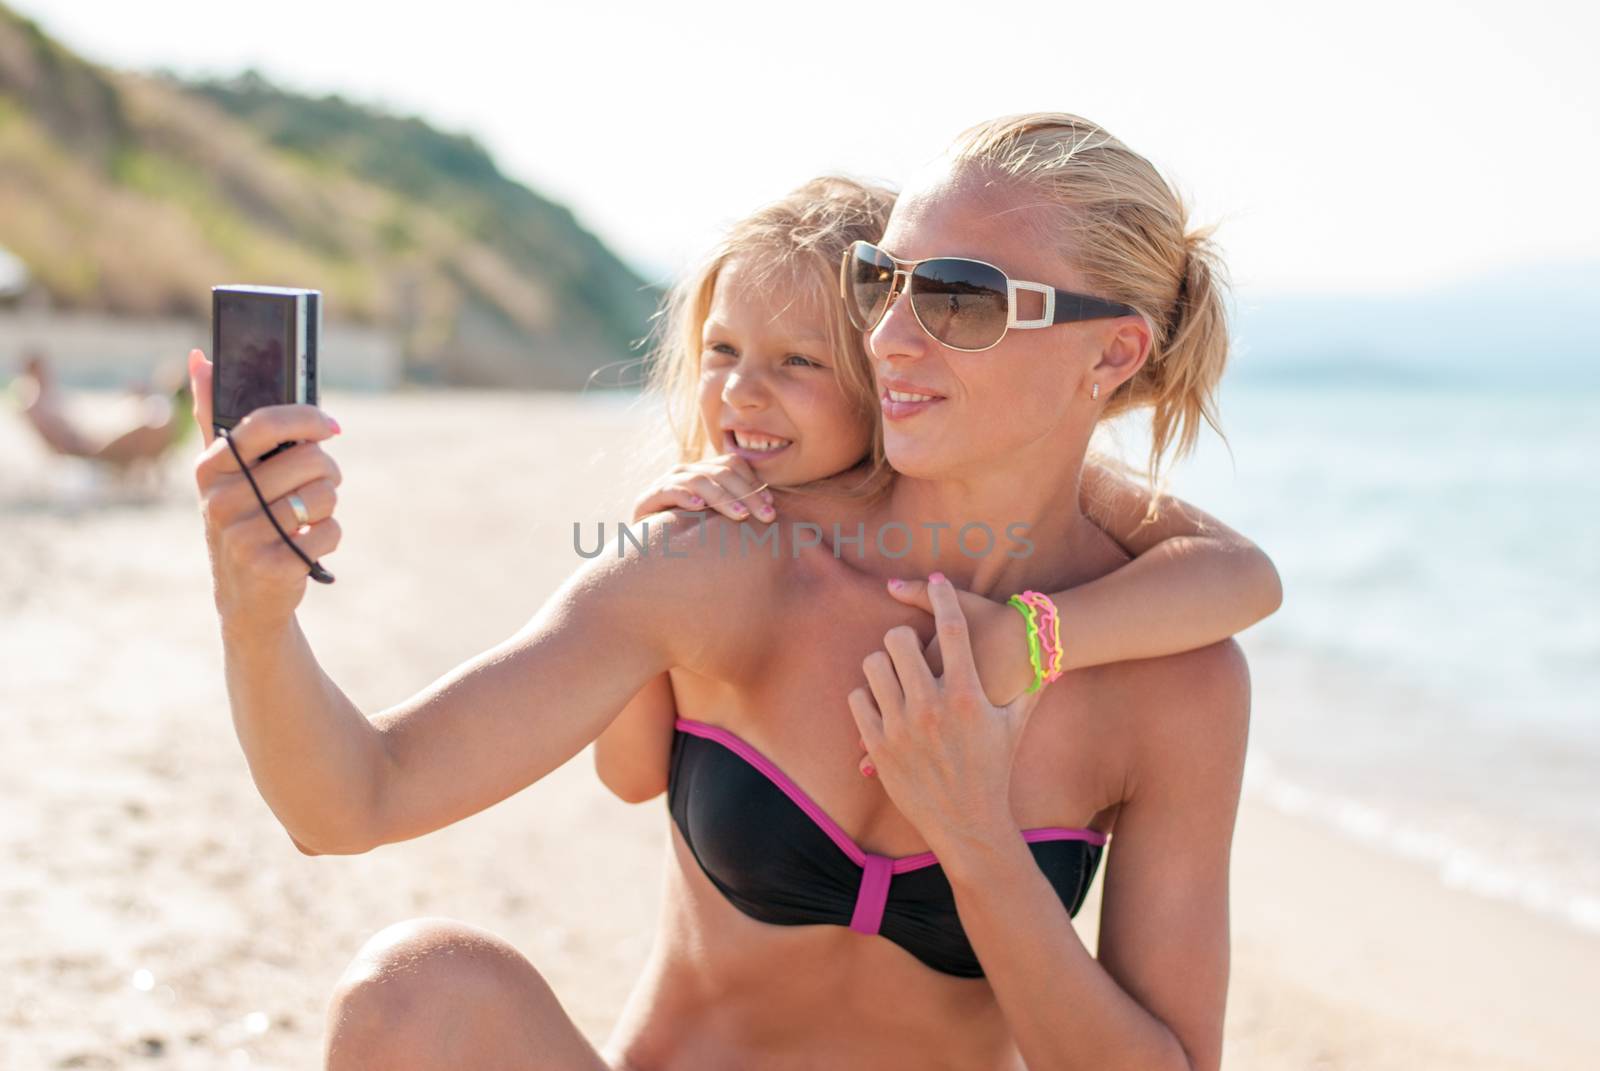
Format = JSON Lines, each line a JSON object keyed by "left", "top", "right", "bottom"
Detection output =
{"left": 3, "top": 386, "right": 1596, "bottom": 1069}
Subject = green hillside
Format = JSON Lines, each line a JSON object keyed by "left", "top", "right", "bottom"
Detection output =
{"left": 0, "top": 4, "right": 658, "bottom": 388}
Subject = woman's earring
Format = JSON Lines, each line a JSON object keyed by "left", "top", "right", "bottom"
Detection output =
{"left": 1091, "top": 382, "right": 1100, "bottom": 400}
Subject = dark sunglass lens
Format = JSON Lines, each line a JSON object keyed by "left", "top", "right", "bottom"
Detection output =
{"left": 844, "top": 242, "right": 896, "bottom": 331}
{"left": 909, "top": 259, "right": 1009, "bottom": 350}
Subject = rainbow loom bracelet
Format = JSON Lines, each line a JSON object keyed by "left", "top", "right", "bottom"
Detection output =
{"left": 1024, "top": 589, "right": 1062, "bottom": 681}
{"left": 1006, "top": 594, "right": 1047, "bottom": 694}
{"left": 1019, "top": 590, "right": 1065, "bottom": 685}
{"left": 1022, "top": 593, "right": 1056, "bottom": 673}
{"left": 1033, "top": 591, "right": 1066, "bottom": 683}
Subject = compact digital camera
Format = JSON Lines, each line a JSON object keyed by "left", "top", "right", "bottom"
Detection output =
{"left": 211, "top": 284, "right": 322, "bottom": 461}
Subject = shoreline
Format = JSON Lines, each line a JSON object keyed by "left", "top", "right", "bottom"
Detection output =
{"left": 1242, "top": 743, "right": 1600, "bottom": 938}
{"left": 1217, "top": 799, "right": 1600, "bottom": 1069}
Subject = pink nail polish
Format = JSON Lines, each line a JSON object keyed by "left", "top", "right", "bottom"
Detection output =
{"left": 327, "top": 417, "right": 341, "bottom": 435}
{"left": 887, "top": 578, "right": 903, "bottom": 590}
{"left": 929, "top": 571, "right": 946, "bottom": 584}
{"left": 862, "top": 764, "right": 876, "bottom": 777}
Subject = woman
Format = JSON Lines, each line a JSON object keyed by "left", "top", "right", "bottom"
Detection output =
{"left": 595, "top": 174, "right": 1276, "bottom": 804}
{"left": 191, "top": 112, "right": 1254, "bottom": 1070}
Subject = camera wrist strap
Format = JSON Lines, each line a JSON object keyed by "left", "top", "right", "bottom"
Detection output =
{"left": 217, "top": 426, "right": 335, "bottom": 585}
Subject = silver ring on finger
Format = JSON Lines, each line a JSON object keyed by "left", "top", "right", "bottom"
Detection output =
{"left": 287, "top": 492, "right": 311, "bottom": 528}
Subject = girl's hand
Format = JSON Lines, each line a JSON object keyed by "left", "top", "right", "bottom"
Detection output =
{"left": 846, "top": 573, "right": 1044, "bottom": 856}
{"left": 630, "top": 454, "right": 776, "bottom": 523}
{"left": 884, "top": 578, "right": 1037, "bottom": 707}
{"left": 188, "top": 348, "right": 344, "bottom": 627}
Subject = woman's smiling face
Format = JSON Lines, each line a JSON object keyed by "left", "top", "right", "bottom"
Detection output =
{"left": 697, "top": 257, "right": 873, "bottom": 486}
{"left": 868, "top": 163, "right": 1122, "bottom": 479}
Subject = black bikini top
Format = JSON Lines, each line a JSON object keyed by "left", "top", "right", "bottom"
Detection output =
{"left": 667, "top": 716, "right": 1108, "bottom": 979}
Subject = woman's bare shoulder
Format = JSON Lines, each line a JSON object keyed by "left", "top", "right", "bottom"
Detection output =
{"left": 602, "top": 509, "right": 786, "bottom": 673}
{"left": 1114, "top": 639, "right": 1252, "bottom": 793}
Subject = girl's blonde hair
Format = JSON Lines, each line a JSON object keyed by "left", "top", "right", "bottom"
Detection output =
{"left": 644, "top": 175, "right": 897, "bottom": 503}
{"left": 948, "top": 113, "right": 1232, "bottom": 526}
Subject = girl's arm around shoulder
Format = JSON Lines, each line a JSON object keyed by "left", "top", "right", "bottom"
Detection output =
{"left": 883, "top": 466, "right": 1280, "bottom": 703}
{"left": 1060, "top": 462, "right": 1283, "bottom": 669}
{"left": 356, "top": 510, "right": 774, "bottom": 852}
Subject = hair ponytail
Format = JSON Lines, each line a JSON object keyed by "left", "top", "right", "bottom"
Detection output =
{"left": 1144, "top": 221, "right": 1231, "bottom": 484}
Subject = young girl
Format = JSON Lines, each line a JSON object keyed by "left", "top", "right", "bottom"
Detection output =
{"left": 594, "top": 175, "right": 1281, "bottom": 803}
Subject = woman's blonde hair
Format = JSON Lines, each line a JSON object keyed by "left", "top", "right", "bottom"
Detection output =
{"left": 643, "top": 175, "right": 897, "bottom": 502}
{"left": 948, "top": 113, "right": 1232, "bottom": 526}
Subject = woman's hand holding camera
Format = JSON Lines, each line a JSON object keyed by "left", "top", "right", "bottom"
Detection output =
{"left": 187, "top": 348, "right": 343, "bottom": 627}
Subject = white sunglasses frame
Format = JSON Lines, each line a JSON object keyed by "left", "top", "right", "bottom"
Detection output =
{"left": 840, "top": 240, "right": 1137, "bottom": 353}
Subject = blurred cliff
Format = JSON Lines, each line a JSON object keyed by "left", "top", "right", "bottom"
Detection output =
{"left": 0, "top": 3, "right": 659, "bottom": 390}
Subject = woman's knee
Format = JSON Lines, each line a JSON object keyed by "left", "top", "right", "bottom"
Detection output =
{"left": 326, "top": 917, "right": 565, "bottom": 1069}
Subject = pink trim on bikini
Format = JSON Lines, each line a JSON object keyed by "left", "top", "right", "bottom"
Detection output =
{"left": 675, "top": 716, "right": 1107, "bottom": 933}
{"left": 849, "top": 854, "right": 895, "bottom": 936}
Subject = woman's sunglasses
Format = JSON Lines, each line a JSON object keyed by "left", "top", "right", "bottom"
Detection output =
{"left": 839, "top": 240, "right": 1138, "bottom": 353}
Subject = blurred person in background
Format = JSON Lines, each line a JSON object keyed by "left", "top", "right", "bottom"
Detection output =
{"left": 9, "top": 347, "right": 197, "bottom": 485}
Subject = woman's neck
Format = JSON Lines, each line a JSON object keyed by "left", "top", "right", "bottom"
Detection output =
{"left": 872, "top": 444, "right": 1103, "bottom": 600}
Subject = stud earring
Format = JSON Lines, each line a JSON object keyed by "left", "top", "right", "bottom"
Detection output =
{"left": 1091, "top": 382, "right": 1100, "bottom": 400}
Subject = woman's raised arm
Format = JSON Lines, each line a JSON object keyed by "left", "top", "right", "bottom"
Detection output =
{"left": 232, "top": 505, "right": 753, "bottom": 856}
{"left": 362, "top": 519, "right": 758, "bottom": 850}
{"left": 190, "top": 350, "right": 763, "bottom": 854}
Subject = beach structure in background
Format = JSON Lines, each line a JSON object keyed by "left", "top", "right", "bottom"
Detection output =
{"left": 0, "top": 309, "right": 400, "bottom": 392}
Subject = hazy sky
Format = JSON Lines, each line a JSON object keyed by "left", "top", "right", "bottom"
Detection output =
{"left": 15, "top": 0, "right": 1599, "bottom": 295}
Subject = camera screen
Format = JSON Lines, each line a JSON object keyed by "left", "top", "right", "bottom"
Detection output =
{"left": 215, "top": 295, "right": 292, "bottom": 422}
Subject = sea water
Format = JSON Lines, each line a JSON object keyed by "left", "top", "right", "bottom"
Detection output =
{"left": 1147, "top": 375, "right": 1600, "bottom": 932}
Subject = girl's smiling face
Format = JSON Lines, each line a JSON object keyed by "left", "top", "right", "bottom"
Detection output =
{"left": 697, "top": 257, "right": 873, "bottom": 487}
